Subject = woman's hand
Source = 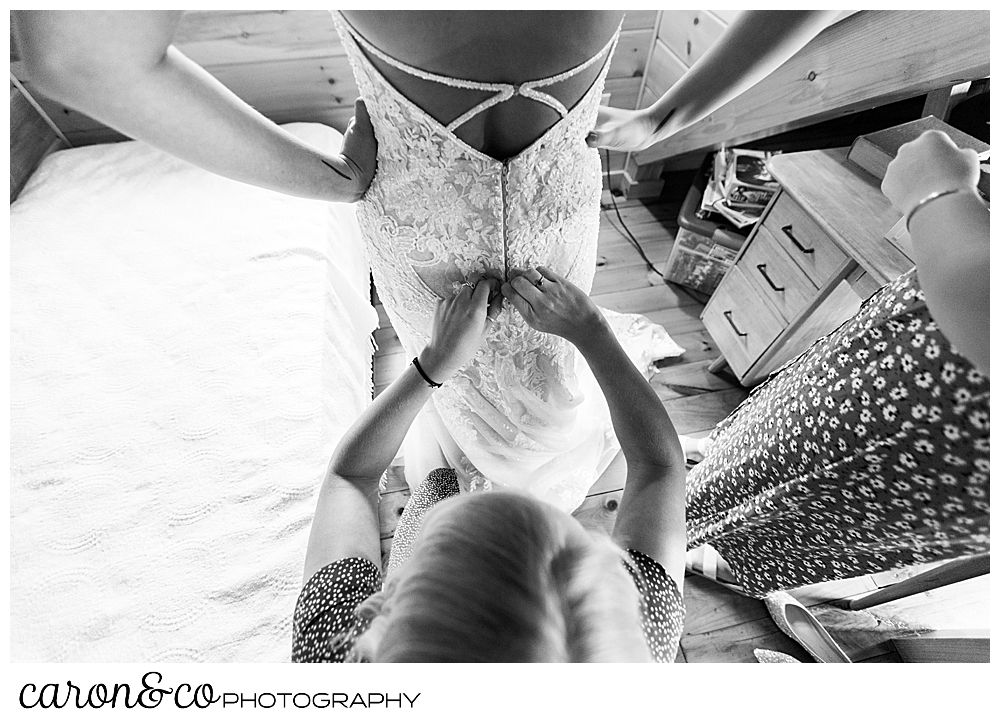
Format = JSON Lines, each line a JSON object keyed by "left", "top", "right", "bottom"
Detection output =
{"left": 586, "top": 106, "right": 660, "bottom": 152}
{"left": 420, "top": 276, "right": 503, "bottom": 383}
{"left": 501, "top": 266, "right": 607, "bottom": 347}
{"left": 881, "top": 130, "right": 981, "bottom": 218}
{"left": 328, "top": 98, "right": 378, "bottom": 202}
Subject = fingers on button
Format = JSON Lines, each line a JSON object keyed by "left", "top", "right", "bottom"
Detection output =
{"left": 510, "top": 275, "right": 541, "bottom": 297}
{"left": 536, "top": 265, "right": 562, "bottom": 283}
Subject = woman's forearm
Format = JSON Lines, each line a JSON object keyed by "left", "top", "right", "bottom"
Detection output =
{"left": 646, "top": 10, "right": 838, "bottom": 143}
{"left": 329, "top": 361, "right": 438, "bottom": 481}
{"left": 333, "top": 280, "right": 497, "bottom": 481}
{"left": 87, "top": 50, "right": 358, "bottom": 201}
{"left": 573, "top": 322, "right": 682, "bottom": 470}
{"left": 15, "top": 11, "right": 361, "bottom": 202}
{"left": 908, "top": 193, "right": 990, "bottom": 373}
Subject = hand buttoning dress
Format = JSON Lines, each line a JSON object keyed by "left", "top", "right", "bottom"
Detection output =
{"left": 333, "top": 14, "right": 681, "bottom": 512}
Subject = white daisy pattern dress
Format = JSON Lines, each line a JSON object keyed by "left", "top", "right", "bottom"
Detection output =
{"left": 686, "top": 268, "right": 989, "bottom": 597}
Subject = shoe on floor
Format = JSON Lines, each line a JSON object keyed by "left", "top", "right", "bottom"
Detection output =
{"left": 754, "top": 648, "right": 802, "bottom": 663}
{"left": 764, "top": 591, "right": 852, "bottom": 663}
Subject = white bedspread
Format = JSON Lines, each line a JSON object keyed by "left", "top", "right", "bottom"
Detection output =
{"left": 9, "top": 123, "right": 378, "bottom": 662}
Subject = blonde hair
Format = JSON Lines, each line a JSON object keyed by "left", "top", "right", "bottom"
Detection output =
{"left": 348, "top": 491, "right": 652, "bottom": 662}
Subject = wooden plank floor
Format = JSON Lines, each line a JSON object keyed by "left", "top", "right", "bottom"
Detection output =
{"left": 368, "top": 194, "right": 988, "bottom": 663}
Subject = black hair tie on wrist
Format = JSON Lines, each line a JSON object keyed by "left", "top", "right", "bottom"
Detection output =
{"left": 412, "top": 357, "right": 442, "bottom": 388}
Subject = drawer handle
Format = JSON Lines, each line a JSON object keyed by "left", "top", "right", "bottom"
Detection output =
{"left": 756, "top": 263, "right": 785, "bottom": 292}
{"left": 781, "top": 224, "right": 815, "bottom": 255}
{"left": 723, "top": 310, "right": 748, "bottom": 338}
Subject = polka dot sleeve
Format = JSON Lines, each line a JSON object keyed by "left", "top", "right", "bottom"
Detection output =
{"left": 292, "top": 558, "right": 382, "bottom": 663}
{"left": 624, "top": 549, "right": 685, "bottom": 663}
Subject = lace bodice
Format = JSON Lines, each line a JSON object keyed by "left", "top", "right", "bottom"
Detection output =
{"left": 334, "top": 14, "right": 649, "bottom": 510}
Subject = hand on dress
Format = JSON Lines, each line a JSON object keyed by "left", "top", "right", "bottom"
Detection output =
{"left": 330, "top": 98, "right": 378, "bottom": 202}
{"left": 586, "top": 106, "right": 659, "bottom": 152}
{"left": 501, "top": 266, "right": 607, "bottom": 347}
{"left": 881, "top": 130, "right": 981, "bottom": 218}
{"left": 419, "top": 276, "right": 503, "bottom": 383}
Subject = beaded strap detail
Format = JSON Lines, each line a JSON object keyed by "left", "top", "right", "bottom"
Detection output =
{"left": 336, "top": 12, "right": 620, "bottom": 132}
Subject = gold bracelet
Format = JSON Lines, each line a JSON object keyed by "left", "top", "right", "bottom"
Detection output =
{"left": 904, "top": 188, "right": 978, "bottom": 231}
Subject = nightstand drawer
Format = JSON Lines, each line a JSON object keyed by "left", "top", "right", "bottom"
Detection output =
{"left": 702, "top": 265, "right": 785, "bottom": 378}
{"left": 740, "top": 226, "right": 817, "bottom": 323}
{"left": 763, "top": 193, "right": 848, "bottom": 285}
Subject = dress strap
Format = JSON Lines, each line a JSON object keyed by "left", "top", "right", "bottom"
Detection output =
{"left": 336, "top": 12, "right": 622, "bottom": 131}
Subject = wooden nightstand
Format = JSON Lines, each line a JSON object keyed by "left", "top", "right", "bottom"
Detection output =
{"left": 702, "top": 147, "right": 915, "bottom": 386}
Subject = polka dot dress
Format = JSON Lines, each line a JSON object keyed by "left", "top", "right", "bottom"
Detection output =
{"left": 292, "top": 557, "right": 380, "bottom": 663}
{"left": 386, "top": 468, "right": 460, "bottom": 575}
{"left": 624, "top": 549, "right": 685, "bottom": 663}
{"left": 292, "top": 469, "right": 686, "bottom": 662}
{"left": 686, "top": 268, "right": 990, "bottom": 597}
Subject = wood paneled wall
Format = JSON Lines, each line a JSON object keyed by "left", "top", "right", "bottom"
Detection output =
{"left": 641, "top": 10, "right": 732, "bottom": 110}
{"left": 614, "top": 10, "right": 738, "bottom": 195}
{"left": 639, "top": 11, "right": 855, "bottom": 111}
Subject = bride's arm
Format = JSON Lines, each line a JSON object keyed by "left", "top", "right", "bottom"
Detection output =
{"left": 12, "top": 11, "right": 376, "bottom": 203}
{"left": 588, "top": 10, "right": 840, "bottom": 151}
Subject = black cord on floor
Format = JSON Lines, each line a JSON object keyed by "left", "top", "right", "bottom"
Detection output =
{"left": 603, "top": 149, "right": 666, "bottom": 280}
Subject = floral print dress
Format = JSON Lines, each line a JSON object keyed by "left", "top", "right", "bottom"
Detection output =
{"left": 686, "top": 268, "right": 989, "bottom": 597}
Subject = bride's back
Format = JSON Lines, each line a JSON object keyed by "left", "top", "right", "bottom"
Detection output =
{"left": 341, "top": 11, "right": 623, "bottom": 159}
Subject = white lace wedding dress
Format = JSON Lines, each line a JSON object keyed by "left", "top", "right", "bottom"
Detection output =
{"left": 334, "top": 14, "right": 682, "bottom": 512}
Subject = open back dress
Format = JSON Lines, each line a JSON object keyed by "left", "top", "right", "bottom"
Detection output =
{"left": 333, "top": 13, "right": 680, "bottom": 512}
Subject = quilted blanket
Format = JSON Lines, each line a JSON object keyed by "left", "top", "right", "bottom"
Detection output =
{"left": 9, "top": 123, "right": 378, "bottom": 662}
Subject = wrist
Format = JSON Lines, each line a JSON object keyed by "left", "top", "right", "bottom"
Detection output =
{"left": 898, "top": 175, "right": 975, "bottom": 211}
{"left": 316, "top": 154, "right": 357, "bottom": 203}
{"left": 647, "top": 89, "right": 686, "bottom": 142}
{"left": 643, "top": 106, "right": 670, "bottom": 142}
{"left": 567, "top": 314, "right": 614, "bottom": 353}
{"left": 904, "top": 187, "right": 980, "bottom": 231}
{"left": 416, "top": 347, "right": 457, "bottom": 386}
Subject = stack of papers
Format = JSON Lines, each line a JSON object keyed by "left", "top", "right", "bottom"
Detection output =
{"left": 701, "top": 148, "right": 781, "bottom": 229}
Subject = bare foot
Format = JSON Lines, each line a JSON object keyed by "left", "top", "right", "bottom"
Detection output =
{"left": 686, "top": 544, "right": 738, "bottom": 585}
{"left": 715, "top": 553, "right": 738, "bottom": 585}
{"left": 678, "top": 434, "right": 712, "bottom": 463}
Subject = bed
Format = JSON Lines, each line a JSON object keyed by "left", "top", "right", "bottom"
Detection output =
{"left": 9, "top": 123, "right": 379, "bottom": 663}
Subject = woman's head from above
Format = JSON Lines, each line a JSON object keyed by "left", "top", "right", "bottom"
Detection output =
{"left": 350, "top": 490, "right": 652, "bottom": 662}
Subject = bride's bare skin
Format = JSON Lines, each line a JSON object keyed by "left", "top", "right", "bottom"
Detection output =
{"left": 341, "top": 11, "right": 622, "bottom": 160}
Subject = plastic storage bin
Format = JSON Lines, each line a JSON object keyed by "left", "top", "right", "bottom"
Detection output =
{"left": 663, "top": 155, "right": 749, "bottom": 295}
